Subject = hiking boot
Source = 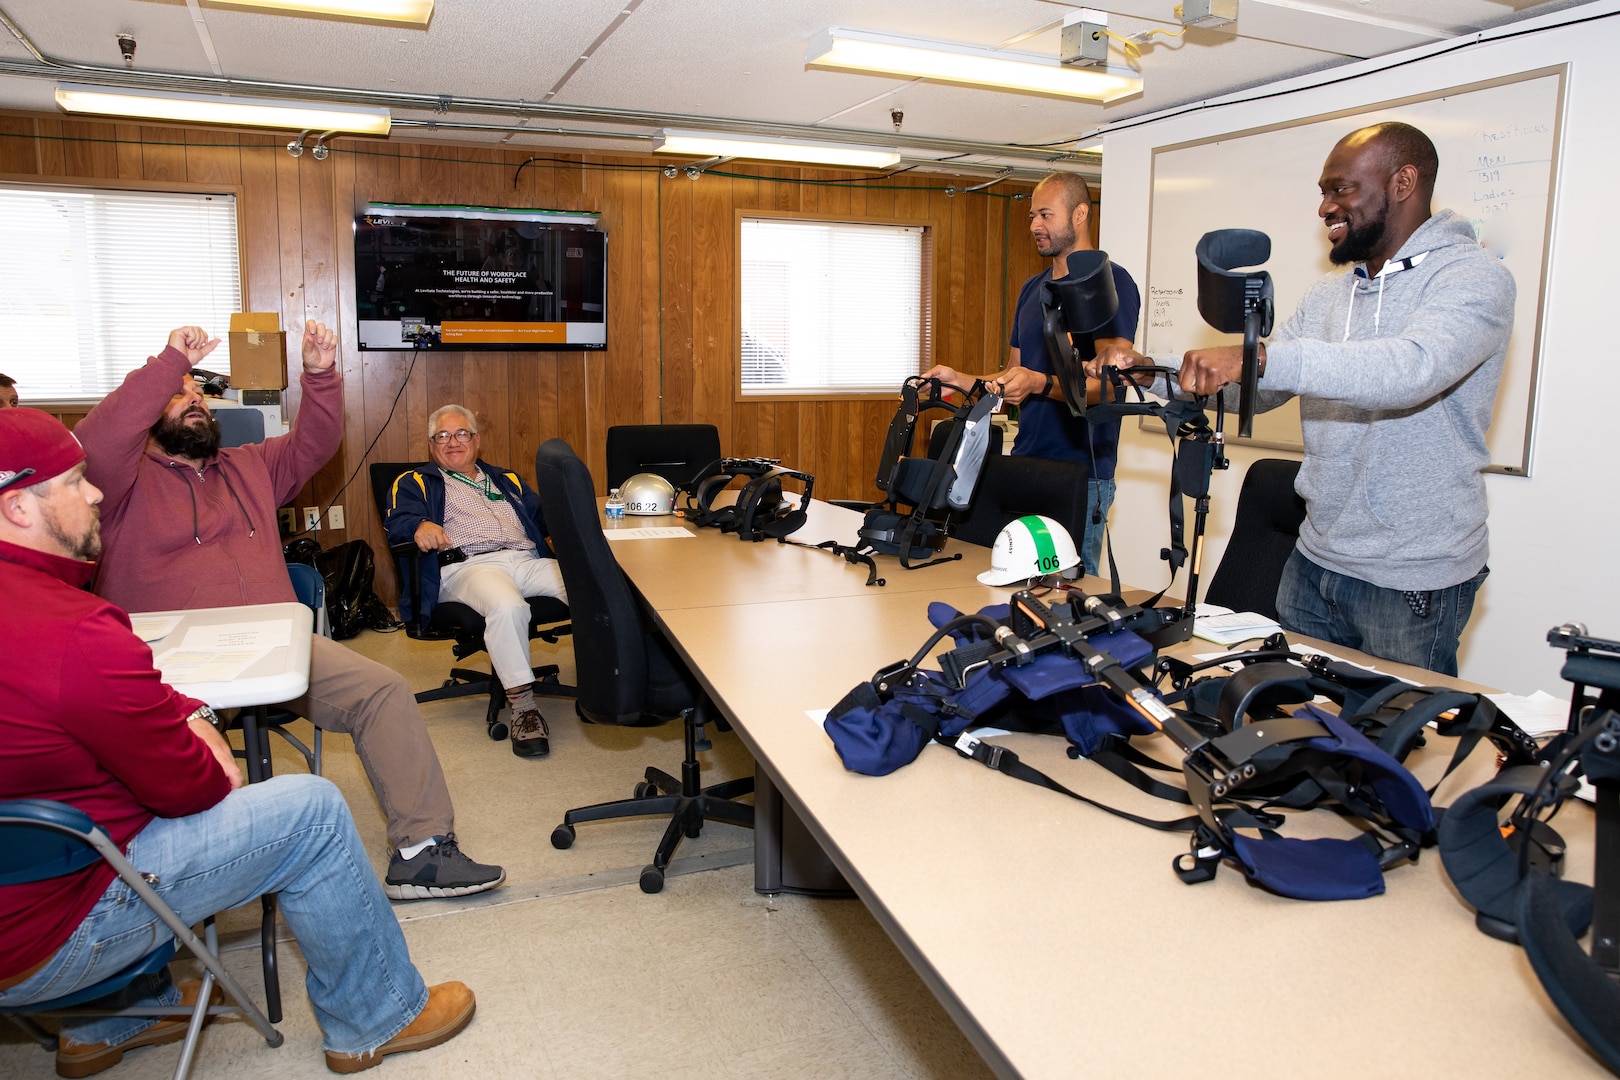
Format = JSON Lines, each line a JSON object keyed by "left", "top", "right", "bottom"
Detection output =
{"left": 324, "top": 981, "right": 475, "bottom": 1074}
{"left": 56, "top": 979, "right": 220, "bottom": 1078}
{"left": 383, "top": 836, "right": 505, "bottom": 901}
{"left": 510, "top": 707, "right": 550, "bottom": 758}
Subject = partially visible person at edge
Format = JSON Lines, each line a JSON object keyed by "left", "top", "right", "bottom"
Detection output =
{"left": 0, "top": 373, "right": 17, "bottom": 408}
{"left": 73, "top": 322, "right": 505, "bottom": 900}
{"left": 384, "top": 404, "right": 569, "bottom": 759}
{"left": 1091, "top": 122, "right": 1512, "bottom": 676}
{"left": 922, "top": 171, "right": 1141, "bottom": 576}
{"left": 0, "top": 407, "right": 475, "bottom": 1076}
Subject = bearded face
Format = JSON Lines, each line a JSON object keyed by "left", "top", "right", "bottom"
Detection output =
{"left": 1327, "top": 188, "right": 1392, "bottom": 266}
{"left": 151, "top": 378, "right": 222, "bottom": 460}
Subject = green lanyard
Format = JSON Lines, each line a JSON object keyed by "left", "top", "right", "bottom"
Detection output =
{"left": 448, "top": 469, "right": 505, "bottom": 502}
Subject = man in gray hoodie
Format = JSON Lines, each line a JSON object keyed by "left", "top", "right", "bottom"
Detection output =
{"left": 1100, "top": 122, "right": 1513, "bottom": 675}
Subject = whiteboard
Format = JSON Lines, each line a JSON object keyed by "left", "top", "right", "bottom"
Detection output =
{"left": 1142, "top": 66, "right": 1566, "bottom": 475}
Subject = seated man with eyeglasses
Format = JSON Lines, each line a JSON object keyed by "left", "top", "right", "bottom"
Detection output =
{"left": 383, "top": 405, "right": 568, "bottom": 758}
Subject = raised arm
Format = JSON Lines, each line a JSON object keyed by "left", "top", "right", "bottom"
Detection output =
{"left": 257, "top": 321, "right": 344, "bottom": 504}
{"left": 76, "top": 328, "right": 219, "bottom": 519}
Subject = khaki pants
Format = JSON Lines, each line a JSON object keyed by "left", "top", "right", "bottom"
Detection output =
{"left": 288, "top": 635, "right": 455, "bottom": 848}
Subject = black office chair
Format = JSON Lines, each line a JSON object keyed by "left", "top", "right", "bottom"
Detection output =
{"left": 604, "top": 423, "right": 721, "bottom": 490}
{"left": 1203, "top": 458, "right": 1306, "bottom": 622}
{"left": 368, "top": 462, "right": 573, "bottom": 741}
{"left": 952, "top": 453, "right": 1090, "bottom": 552}
{"left": 534, "top": 438, "right": 754, "bottom": 894}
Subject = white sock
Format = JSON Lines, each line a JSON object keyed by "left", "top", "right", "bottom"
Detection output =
{"left": 397, "top": 836, "right": 439, "bottom": 860}
{"left": 506, "top": 687, "right": 538, "bottom": 714}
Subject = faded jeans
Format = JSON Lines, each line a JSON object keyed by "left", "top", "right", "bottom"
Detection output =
{"left": 1081, "top": 478, "right": 1117, "bottom": 578}
{"left": 0, "top": 775, "right": 427, "bottom": 1055}
{"left": 1276, "top": 548, "right": 1487, "bottom": 677}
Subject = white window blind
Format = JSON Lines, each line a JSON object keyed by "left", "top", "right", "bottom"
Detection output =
{"left": 0, "top": 185, "right": 241, "bottom": 404}
{"left": 740, "top": 218, "right": 930, "bottom": 395}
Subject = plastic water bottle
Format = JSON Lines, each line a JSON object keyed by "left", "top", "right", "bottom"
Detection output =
{"left": 605, "top": 487, "right": 626, "bottom": 520}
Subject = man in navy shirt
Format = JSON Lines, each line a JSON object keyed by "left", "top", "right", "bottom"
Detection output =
{"left": 925, "top": 172, "right": 1141, "bottom": 574}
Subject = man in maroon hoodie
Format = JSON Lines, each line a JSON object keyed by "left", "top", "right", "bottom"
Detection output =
{"left": 0, "top": 409, "right": 474, "bottom": 1075}
{"left": 75, "top": 323, "right": 502, "bottom": 901}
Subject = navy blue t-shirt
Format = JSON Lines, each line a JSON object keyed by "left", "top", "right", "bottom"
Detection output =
{"left": 1008, "top": 262, "right": 1141, "bottom": 481}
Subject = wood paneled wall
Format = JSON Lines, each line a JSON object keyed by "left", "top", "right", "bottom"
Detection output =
{"left": 0, "top": 114, "right": 1100, "bottom": 604}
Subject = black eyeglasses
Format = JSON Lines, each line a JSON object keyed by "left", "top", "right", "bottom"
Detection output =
{"left": 430, "top": 429, "right": 475, "bottom": 445}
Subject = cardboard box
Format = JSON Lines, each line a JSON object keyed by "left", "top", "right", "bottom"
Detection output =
{"left": 228, "top": 313, "right": 288, "bottom": 390}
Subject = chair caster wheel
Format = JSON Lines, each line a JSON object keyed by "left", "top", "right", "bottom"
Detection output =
{"left": 489, "top": 721, "right": 509, "bottom": 741}
{"left": 550, "top": 824, "right": 575, "bottom": 850}
{"left": 639, "top": 865, "right": 664, "bottom": 893}
{"left": 634, "top": 780, "right": 658, "bottom": 798}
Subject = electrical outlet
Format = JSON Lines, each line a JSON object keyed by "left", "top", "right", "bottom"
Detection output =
{"left": 303, "top": 507, "right": 320, "bottom": 531}
{"left": 328, "top": 505, "right": 345, "bottom": 530}
{"left": 278, "top": 507, "right": 297, "bottom": 534}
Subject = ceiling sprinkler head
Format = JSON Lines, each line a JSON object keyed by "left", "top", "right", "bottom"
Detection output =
{"left": 117, "top": 35, "right": 136, "bottom": 68}
{"left": 890, "top": 108, "right": 904, "bottom": 133}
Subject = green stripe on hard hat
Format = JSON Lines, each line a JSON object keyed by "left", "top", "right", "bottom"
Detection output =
{"left": 1018, "top": 515, "right": 1057, "bottom": 570}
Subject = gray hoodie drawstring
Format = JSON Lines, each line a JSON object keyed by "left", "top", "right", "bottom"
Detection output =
{"left": 174, "top": 461, "right": 256, "bottom": 543}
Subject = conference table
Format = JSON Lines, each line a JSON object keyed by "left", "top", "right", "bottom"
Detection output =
{"left": 604, "top": 500, "right": 1602, "bottom": 1079}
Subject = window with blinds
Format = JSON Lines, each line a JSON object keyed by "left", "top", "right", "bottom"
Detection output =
{"left": 0, "top": 185, "right": 242, "bottom": 404}
{"left": 739, "top": 217, "right": 932, "bottom": 396}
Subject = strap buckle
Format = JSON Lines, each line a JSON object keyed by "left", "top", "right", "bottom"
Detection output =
{"left": 953, "top": 731, "right": 1005, "bottom": 770}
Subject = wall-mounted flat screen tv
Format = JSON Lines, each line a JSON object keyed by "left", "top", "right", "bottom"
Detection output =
{"left": 355, "top": 202, "right": 606, "bottom": 351}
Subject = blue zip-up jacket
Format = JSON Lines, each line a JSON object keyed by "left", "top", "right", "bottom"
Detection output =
{"left": 383, "top": 460, "right": 551, "bottom": 623}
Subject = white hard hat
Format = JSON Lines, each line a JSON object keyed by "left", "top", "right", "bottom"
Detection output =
{"left": 977, "top": 515, "right": 1080, "bottom": 586}
{"left": 621, "top": 472, "right": 676, "bottom": 515}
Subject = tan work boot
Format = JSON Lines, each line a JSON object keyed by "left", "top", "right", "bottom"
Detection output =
{"left": 324, "top": 981, "right": 476, "bottom": 1074}
{"left": 56, "top": 978, "right": 219, "bottom": 1078}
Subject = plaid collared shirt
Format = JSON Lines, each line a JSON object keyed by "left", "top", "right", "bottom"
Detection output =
{"left": 441, "top": 468, "right": 536, "bottom": 555}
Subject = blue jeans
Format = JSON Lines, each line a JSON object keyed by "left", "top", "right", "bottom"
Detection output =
{"left": 0, "top": 775, "right": 427, "bottom": 1055}
{"left": 1276, "top": 549, "right": 1487, "bottom": 677}
{"left": 1081, "top": 478, "right": 1116, "bottom": 577}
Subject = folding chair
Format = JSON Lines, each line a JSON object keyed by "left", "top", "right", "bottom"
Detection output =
{"left": 0, "top": 799, "right": 282, "bottom": 1080}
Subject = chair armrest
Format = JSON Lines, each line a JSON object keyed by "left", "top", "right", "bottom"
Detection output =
{"left": 387, "top": 541, "right": 454, "bottom": 640}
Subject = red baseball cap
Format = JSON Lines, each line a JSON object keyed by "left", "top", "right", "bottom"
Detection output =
{"left": 0, "top": 408, "right": 86, "bottom": 492}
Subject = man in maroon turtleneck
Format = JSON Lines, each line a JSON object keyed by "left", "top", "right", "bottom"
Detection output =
{"left": 75, "top": 323, "right": 504, "bottom": 902}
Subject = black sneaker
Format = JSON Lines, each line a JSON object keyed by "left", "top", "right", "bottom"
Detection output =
{"left": 384, "top": 835, "right": 506, "bottom": 901}
{"left": 511, "top": 708, "right": 550, "bottom": 758}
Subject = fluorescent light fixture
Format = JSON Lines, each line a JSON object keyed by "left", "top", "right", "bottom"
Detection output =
{"left": 807, "top": 27, "right": 1143, "bottom": 103}
{"left": 55, "top": 84, "right": 392, "bottom": 135}
{"left": 204, "top": 0, "right": 433, "bottom": 25}
{"left": 653, "top": 130, "right": 900, "bottom": 169}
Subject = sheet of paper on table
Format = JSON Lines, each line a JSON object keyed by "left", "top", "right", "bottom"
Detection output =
{"left": 178, "top": 621, "right": 291, "bottom": 652}
{"left": 604, "top": 527, "right": 695, "bottom": 541}
{"left": 129, "top": 614, "right": 183, "bottom": 643}
{"left": 153, "top": 648, "right": 272, "bottom": 686}
{"left": 1192, "top": 604, "right": 1283, "bottom": 646}
{"left": 1484, "top": 689, "right": 1569, "bottom": 738}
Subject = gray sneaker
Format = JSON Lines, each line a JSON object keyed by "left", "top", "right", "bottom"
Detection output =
{"left": 384, "top": 835, "right": 506, "bottom": 901}
{"left": 511, "top": 708, "right": 550, "bottom": 758}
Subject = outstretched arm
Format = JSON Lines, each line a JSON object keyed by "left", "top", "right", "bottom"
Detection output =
{"left": 258, "top": 320, "right": 345, "bottom": 504}
{"left": 76, "top": 328, "right": 219, "bottom": 519}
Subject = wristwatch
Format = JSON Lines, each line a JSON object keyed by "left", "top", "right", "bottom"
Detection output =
{"left": 186, "top": 704, "right": 228, "bottom": 734}
{"left": 1042, "top": 372, "right": 1055, "bottom": 397}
